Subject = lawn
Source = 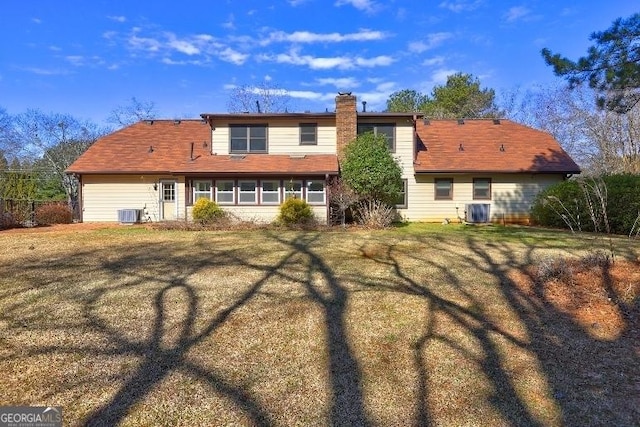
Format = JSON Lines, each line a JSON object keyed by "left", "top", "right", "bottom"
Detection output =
{"left": 0, "top": 224, "right": 638, "bottom": 426}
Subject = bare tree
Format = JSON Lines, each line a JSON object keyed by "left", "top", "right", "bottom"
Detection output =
{"left": 226, "top": 81, "right": 292, "bottom": 113}
{"left": 503, "top": 85, "right": 640, "bottom": 175}
{"left": 107, "top": 97, "right": 157, "bottom": 127}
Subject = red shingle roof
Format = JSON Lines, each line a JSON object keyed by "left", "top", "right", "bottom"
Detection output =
{"left": 414, "top": 119, "right": 580, "bottom": 174}
{"left": 66, "top": 120, "right": 339, "bottom": 175}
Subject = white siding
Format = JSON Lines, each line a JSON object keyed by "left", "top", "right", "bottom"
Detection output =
{"left": 81, "top": 175, "right": 186, "bottom": 222}
{"left": 211, "top": 118, "right": 336, "bottom": 155}
{"left": 399, "top": 173, "right": 565, "bottom": 223}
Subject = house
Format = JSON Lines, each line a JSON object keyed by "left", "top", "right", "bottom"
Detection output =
{"left": 66, "top": 93, "right": 579, "bottom": 224}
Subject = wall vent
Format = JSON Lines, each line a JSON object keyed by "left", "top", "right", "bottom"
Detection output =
{"left": 117, "top": 209, "right": 142, "bottom": 224}
{"left": 465, "top": 204, "right": 490, "bottom": 223}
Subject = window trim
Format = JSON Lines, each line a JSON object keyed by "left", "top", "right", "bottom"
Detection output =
{"left": 193, "top": 180, "right": 213, "bottom": 202}
{"left": 215, "top": 180, "right": 236, "bottom": 205}
{"left": 395, "top": 179, "right": 408, "bottom": 208}
{"left": 238, "top": 180, "right": 258, "bottom": 205}
{"left": 229, "top": 124, "right": 268, "bottom": 154}
{"left": 260, "top": 180, "right": 281, "bottom": 205}
{"left": 305, "top": 180, "right": 326, "bottom": 205}
{"left": 357, "top": 123, "right": 396, "bottom": 151}
{"left": 299, "top": 123, "right": 318, "bottom": 145}
{"left": 473, "top": 178, "right": 492, "bottom": 200}
{"left": 434, "top": 178, "right": 453, "bottom": 200}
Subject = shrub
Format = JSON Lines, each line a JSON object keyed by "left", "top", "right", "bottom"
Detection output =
{"left": 192, "top": 198, "right": 224, "bottom": 224}
{"left": 34, "top": 202, "right": 73, "bottom": 225}
{"left": 531, "top": 175, "right": 640, "bottom": 234}
{"left": 278, "top": 197, "right": 314, "bottom": 225}
{"left": 355, "top": 199, "right": 396, "bottom": 228}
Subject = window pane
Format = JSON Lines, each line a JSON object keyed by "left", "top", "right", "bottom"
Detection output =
{"left": 218, "top": 181, "right": 234, "bottom": 191}
{"left": 473, "top": 178, "right": 491, "bottom": 200}
{"left": 250, "top": 138, "right": 266, "bottom": 152}
{"left": 217, "top": 193, "right": 234, "bottom": 203}
{"left": 230, "top": 127, "right": 246, "bottom": 138}
{"left": 231, "top": 138, "right": 247, "bottom": 152}
{"left": 300, "top": 123, "right": 317, "bottom": 144}
{"left": 216, "top": 181, "right": 234, "bottom": 204}
{"left": 250, "top": 126, "right": 266, "bottom": 138}
{"left": 394, "top": 179, "right": 407, "bottom": 207}
{"left": 239, "top": 193, "right": 256, "bottom": 203}
{"left": 239, "top": 181, "right": 256, "bottom": 192}
{"left": 262, "top": 181, "right": 279, "bottom": 192}
{"left": 308, "top": 181, "right": 324, "bottom": 192}
{"left": 435, "top": 179, "right": 452, "bottom": 199}
{"left": 285, "top": 180, "right": 302, "bottom": 199}
{"left": 194, "top": 181, "right": 211, "bottom": 191}
{"left": 262, "top": 193, "right": 279, "bottom": 203}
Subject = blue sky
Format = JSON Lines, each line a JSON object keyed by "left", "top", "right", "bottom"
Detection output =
{"left": 1, "top": 0, "right": 636, "bottom": 125}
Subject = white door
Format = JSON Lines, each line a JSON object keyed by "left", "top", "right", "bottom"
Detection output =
{"left": 160, "top": 181, "right": 177, "bottom": 220}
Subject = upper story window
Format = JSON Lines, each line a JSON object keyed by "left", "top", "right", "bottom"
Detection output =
{"left": 230, "top": 125, "right": 267, "bottom": 153}
{"left": 357, "top": 123, "right": 395, "bottom": 151}
{"left": 300, "top": 123, "right": 317, "bottom": 145}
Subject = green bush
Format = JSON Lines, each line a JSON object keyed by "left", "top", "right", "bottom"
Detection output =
{"left": 531, "top": 174, "right": 640, "bottom": 234}
{"left": 192, "top": 198, "right": 224, "bottom": 223}
{"left": 278, "top": 197, "right": 314, "bottom": 225}
{"left": 34, "top": 202, "right": 73, "bottom": 225}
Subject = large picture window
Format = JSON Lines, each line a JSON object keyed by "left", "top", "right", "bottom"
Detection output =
{"left": 473, "top": 178, "right": 491, "bottom": 200}
{"left": 435, "top": 178, "right": 453, "bottom": 200}
{"left": 230, "top": 125, "right": 267, "bottom": 153}
{"left": 357, "top": 123, "right": 395, "bottom": 151}
{"left": 216, "top": 180, "right": 235, "bottom": 204}
{"left": 261, "top": 180, "right": 280, "bottom": 204}
{"left": 193, "top": 180, "right": 212, "bottom": 202}
{"left": 306, "top": 180, "right": 325, "bottom": 204}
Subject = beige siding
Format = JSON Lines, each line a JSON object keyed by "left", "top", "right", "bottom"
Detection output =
{"left": 399, "top": 173, "right": 565, "bottom": 223}
{"left": 211, "top": 118, "right": 337, "bottom": 155}
{"left": 81, "top": 175, "right": 186, "bottom": 222}
{"left": 186, "top": 205, "right": 327, "bottom": 223}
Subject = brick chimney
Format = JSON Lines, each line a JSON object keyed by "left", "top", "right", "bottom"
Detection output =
{"left": 335, "top": 93, "right": 357, "bottom": 160}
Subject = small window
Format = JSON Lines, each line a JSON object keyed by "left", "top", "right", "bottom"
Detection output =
{"left": 193, "top": 180, "right": 212, "bottom": 202}
{"left": 261, "top": 180, "right": 280, "bottom": 204}
{"left": 162, "top": 182, "right": 175, "bottom": 202}
{"left": 306, "top": 180, "right": 325, "bottom": 204}
{"left": 300, "top": 123, "right": 317, "bottom": 145}
{"left": 473, "top": 178, "right": 491, "bottom": 200}
{"left": 238, "top": 180, "right": 257, "bottom": 204}
{"left": 230, "top": 125, "right": 267, "bottom": 153}
{"left": 394, "top": 179, "right": 408, "bottom": 208}
{"left": 216, "top": 180, "right": 235, "bottom": 204}
{"left": 285, "top": 180, "right": 303, "bottom": 200}
{"left": 435, "top": 178, "right": 453, "bottom": 200}
{"left": 357, "top": 123, "right": 396, "bottom": 151}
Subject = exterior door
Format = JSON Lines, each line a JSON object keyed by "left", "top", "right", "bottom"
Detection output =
{"left": 160, "top": 181, "right": 177, "bottom": 220}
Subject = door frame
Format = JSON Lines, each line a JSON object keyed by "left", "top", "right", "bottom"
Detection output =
{"left": 159, "top": 179, "right": 178, "bottom": 220}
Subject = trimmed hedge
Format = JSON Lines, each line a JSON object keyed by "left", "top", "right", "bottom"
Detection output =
{"left": 278, "top": 197, "right": 314, "bottom": 225}
{"left": 192, "top": 198, "right": 224, "bottom": 223}
{"left": 531, "top": 174, "right": 640, "bottom": 234}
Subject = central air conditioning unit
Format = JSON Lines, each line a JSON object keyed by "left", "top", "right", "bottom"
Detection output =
{"left": 117, "top": 209, "right": 142, "bottom": 224}
{"left": 465, "top": 204, "right": 491, "bottom": 223}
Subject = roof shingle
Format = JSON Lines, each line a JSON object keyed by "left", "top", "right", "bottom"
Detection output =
{"left": 414, "top": 119, "right": 580, "bottom": 174}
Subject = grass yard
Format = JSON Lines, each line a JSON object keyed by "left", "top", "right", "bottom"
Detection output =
{"left": 0, "top": 223, "right": 638, "bottom": 426}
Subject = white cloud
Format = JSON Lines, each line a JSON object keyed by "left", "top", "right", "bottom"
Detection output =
{"left": 288, "top": 0, "right": 309, "bottom": 5}
{"left": 129, "top": 34, "right": 162, "bottom": 52}
{"left": 315, "top": 77, "right": 360, "bottom": 88}
{"left": 263, "top": 29, "right": 387, "bottom": 45}
{"left": 335, "top": 0, "right": 378, "bottom": 13}
{"left": 439, "top": 0, "right": 483, "bottom": 13}
{"left": 261, "top": 49, "right": 393, "bottom": 70}
{"left": 222, "top": 14, "right": 235, "bottom": 30}
{"left": 21, "top": 67, "right": 70, "bottom": 76}
{"left": 408, "top": 32, "right": 453, "bottom": 53}
{"left": 107, "top": 15, "right": 126, "bottom": 23}
{"left": 264, "top": 75, "right": 272, "bottom": 81}
{"left": 422, "top": 56, "right": 445, "bottom": 66}
{"left": 504, "top": 6, "right": 530, "bottom": 23}
{"left": 166, "top": 34, "right": 201, "bottom": 55}
{"left": 219, "top": 47, "right": 249, "bottom": 65}
{"left": 49, "top": 45, "right": 62, "bottom": 52}
{"left": 65, "top": 55, "right": 85, "bottom": 66}
{"left": 285, "top": 90, "right": 331, "bottom": 100}
{"left": 421, "top": 68, "right": 458, "bottom": 90}
{"left": 31, "top": 18, "right": 42, "bottom": 24}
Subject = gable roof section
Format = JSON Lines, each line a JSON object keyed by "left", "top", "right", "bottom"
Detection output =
{"left": 66, "top": 120, "right": 338, "bottom": 175}
{"left": 414, "top": 119, "right": 580, "bottom": 174}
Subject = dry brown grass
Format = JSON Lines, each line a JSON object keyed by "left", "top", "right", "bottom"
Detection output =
{"left": 0, "top": 224, "right": 638, "bottom": 426}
